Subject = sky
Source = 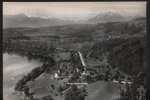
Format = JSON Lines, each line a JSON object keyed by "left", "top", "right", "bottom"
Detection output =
{"left": 3, "top": 2, "right": 146, "bottom": 20}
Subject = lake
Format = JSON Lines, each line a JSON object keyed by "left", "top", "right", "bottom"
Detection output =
{"left": 3, "top": 53, "right": 43, "bottom": 100}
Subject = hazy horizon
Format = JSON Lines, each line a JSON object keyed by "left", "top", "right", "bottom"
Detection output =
{"left": 3, "top": 2, "right": 146, "bottom": 20}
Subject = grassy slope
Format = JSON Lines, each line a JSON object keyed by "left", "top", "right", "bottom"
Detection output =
{"left": 86, "top": 81, "right": 120, "bottom": 100}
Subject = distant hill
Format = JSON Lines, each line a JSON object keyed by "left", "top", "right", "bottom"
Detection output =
{"left": 87, "top": 12, "right": 130, "bottom": 23}
{"left": 3, "top": 14, "right": 75, "bottom": 28}
{"left": 3, "top": 16, "right": 146, "bottom": 41}
{"left": 3, "top": 13, "right": 145, "bottom": 28}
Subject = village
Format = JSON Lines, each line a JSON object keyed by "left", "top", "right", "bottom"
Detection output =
{"left": 12, "top": 47, "right": 146, "bottom": 100}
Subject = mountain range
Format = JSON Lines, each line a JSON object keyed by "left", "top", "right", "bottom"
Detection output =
{"left": 3, "top": 14, "right": 75, "bottom": 28}
{"left": 3, "top": 12, "right": 138, "bottom": 28}
{"left": 88, "top": 12, "right": 131, "bottom": 23}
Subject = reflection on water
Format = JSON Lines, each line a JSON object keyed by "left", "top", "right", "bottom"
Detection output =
{"left": 3, "top": 53, "right": 42, "bottom": 100}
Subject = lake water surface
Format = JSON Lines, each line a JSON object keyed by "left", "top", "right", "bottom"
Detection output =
{"left": 3, "top": 53, "right": 43, "bottom": 100}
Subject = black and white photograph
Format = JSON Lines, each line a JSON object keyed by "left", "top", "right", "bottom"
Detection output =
{"left": 3, "top": 2, "right": 146, "bottom": 100}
